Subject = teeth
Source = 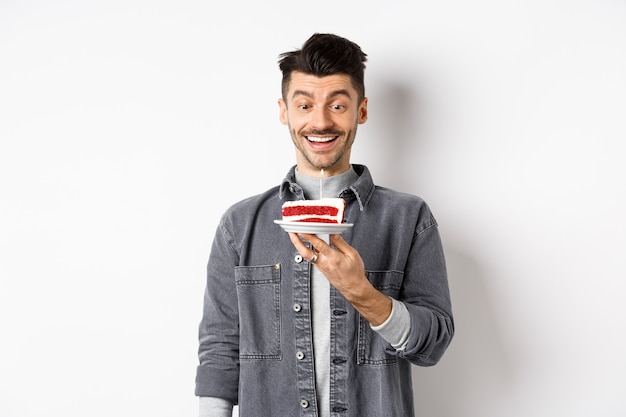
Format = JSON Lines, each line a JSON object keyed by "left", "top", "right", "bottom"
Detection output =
{"left": 307, "top": 136, "right": 336, "bottom": 143}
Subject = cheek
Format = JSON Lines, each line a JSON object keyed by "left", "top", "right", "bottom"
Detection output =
{"left": 285, "top": 113, "right": 307, "bottom": 131}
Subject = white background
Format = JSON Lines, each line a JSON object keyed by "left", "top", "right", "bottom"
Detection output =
{"left": 1, "top": 1, "right": 625, "bottom": 416}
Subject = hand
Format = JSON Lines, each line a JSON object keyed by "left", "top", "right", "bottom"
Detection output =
{"left": 288, "top": 232, "right": 392, "bottom": 326}
{"left": 288, "top": 232, "right": 365, "bottom": 294}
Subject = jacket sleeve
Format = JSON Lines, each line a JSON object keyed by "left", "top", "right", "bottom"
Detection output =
{"left": 195, "top": 218, "right": 240, "bottom": 403}
{"left": 392, "top": 219, "right": 455, "bottom": 366}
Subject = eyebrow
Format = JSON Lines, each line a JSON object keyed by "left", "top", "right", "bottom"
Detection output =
{"left": 291, "top": 89, "right": 353, "bottom": 101}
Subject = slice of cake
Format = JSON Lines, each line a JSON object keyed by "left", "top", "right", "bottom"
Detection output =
{"left": 281, "top": 198, "right": 346, "bottom": 224}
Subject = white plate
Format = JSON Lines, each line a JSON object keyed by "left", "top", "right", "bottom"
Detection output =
{"left": 274, "top": 220, "right": 353, "bottom": 234}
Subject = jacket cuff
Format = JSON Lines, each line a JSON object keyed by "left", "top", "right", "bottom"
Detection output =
{"left": 195, "top": 365, "right": 239, "bottom": 404}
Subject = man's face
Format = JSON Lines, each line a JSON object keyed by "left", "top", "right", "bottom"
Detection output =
{"left": 278, "top": 71, "right": 368, "bottom": 177}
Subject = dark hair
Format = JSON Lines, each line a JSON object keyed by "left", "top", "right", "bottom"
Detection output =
{"left": 278, "top": 33, "right": 367, "bottom": 102}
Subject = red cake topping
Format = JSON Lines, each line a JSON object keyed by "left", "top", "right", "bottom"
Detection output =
{"left": 281, "top": 198, "right": 346, "bottom": 224}
{"left": 281, "top": 206, "right": 340, "bottom": 217}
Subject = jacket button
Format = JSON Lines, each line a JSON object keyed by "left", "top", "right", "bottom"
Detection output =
{"left": 293, "top": 303, "right": 302, "bottom": 312}
{"left": 300, "top": 399, "right": 309, "bottom": 408}
{"left": 296, "top": 351, "right": 305, "bottom": 360}
{"left": 295, "top": 255, "right": 303, "bottom": 263}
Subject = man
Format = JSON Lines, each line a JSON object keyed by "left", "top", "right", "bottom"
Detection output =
{"left": 195, "top": 33, "right": 454, "bottom": 417}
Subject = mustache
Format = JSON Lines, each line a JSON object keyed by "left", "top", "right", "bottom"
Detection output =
{"left": 303, "top": 129, "right": 342, "bottom": 136}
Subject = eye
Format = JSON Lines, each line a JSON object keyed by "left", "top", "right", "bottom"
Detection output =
{"left": 298, "top": 104, "right": 312, "bottom": 110}
{"left": 330, "top": 104, "right": 346, "bottom": 111}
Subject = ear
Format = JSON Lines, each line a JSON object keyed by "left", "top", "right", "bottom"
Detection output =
{"left": 278, "top": 98, "right": 288, "bottom": 125}
{"left": 358, "top": 97, "right": 368, "bottom": 124}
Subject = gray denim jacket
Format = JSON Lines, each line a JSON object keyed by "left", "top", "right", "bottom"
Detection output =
{"left": 195, "top": 164, "right": 454, "bottom": 417}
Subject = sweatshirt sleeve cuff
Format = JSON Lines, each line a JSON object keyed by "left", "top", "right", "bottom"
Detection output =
{"left": 370, "top": 297, "right": 411, "bottom": 350}
{"left": 199, "top": 396, "right": 233, "bottom": 417}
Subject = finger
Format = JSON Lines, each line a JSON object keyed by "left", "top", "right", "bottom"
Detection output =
{"left": 329, "top": 234, "right": 351, "bottom": 253}
{"left": 298, "top": 233, "right": 328, "bottom": 254}
{"left": 288, "top": 232, "right": 307, "bottom": 252}
{"left": 288, "top": 232, "right": 318, "bottom": 261}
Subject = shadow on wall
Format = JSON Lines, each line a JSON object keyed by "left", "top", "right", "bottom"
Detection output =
{"left": 372, "top": 78, "right": 515, "bottom": 416}
{"left": 412, "top": 245, "right": 515, "bottom": 416}
{"left": 362, "top": 79, "right": 420, "bottom": 192}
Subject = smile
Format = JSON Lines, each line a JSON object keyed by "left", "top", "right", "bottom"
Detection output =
{"left": 306, "top": 136, "right": 338, "bottom": 143}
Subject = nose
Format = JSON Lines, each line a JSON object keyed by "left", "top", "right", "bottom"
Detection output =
{"left": 310, "top": 107, "right": 333, "bottom": 130}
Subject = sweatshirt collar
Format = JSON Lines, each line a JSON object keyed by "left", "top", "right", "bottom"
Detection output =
{"left": 279, "top": 164, "right": 375, "bottom": 212}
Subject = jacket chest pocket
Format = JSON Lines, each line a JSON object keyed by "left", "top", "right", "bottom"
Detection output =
{"left": 235, "top": 264, "right": 282, "bottom": 360}
{"left": 358, "top": 270, "right": 403, "bottom": 365}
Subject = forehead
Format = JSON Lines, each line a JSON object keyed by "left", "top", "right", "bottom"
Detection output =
{"left": 286, "top": 71, "right": 357, "bottom": 101}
